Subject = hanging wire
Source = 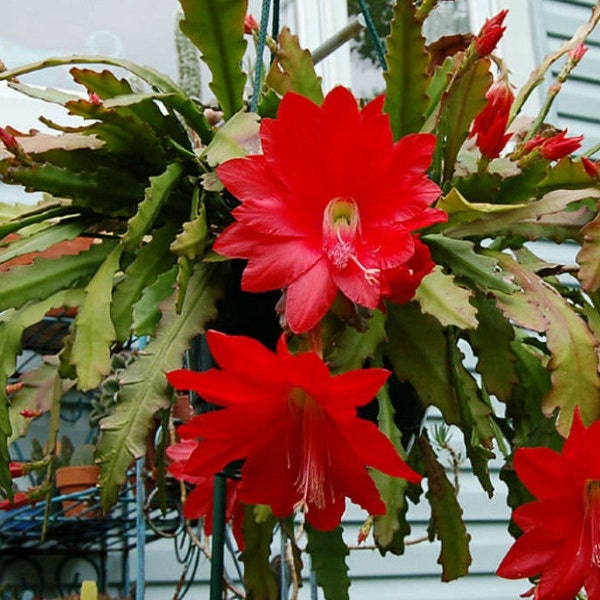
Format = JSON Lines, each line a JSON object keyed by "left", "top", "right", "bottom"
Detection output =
{"left": 272, "top": 0, "right": 280, "bottom": 41}
{"left": 356, "top": 0, "right": 387, "bottom": 70}
{"left": 251, "top": 0, "right": 273, "bottom": 112}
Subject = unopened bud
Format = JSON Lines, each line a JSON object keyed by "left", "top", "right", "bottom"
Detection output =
{"left": 474, "top": 10, "right": 508, "bottom": 56}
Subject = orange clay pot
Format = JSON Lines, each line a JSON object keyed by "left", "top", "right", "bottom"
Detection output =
{"left": 55, "top": 465, "right": 100, "bottom": 518}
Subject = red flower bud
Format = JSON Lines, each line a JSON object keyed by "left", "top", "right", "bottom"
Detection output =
{"left": 470, "top": 81, "right": 514, "bottom": 159}
{"left": 541, "top": 130, "right": 583, "bottom": 161}
{"left": 244, "top": 14, "right": 260, "bottom": 35}
{"left": 569, "top": 42, "right": 587, "bottom": 63}
{"left": 0, "top": 492, "right": 32, "bottom": 511}
{"left": 0, "top": 126, "right": 18, "bottom": 152}
{"left": 522, "top": 129, "right": 583, "bottom": 161}
{"left": 88, "top": 92, "right": 102, "bottom": 106}
{"left": 475, "top": 10, "right": 508, "bottom": 56}
{"left": 19, "top": 409, "right": 42, "bottom": 419}
{"left": 9, "top": 462, "right": 25, "bottom": 478}
{"left": 582, "top": 156, "right": 599, "bottom": 178}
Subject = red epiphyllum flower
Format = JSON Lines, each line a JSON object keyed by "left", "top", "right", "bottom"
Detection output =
{"left": 214, "top": 86, "right": 446, "bottom": 333}
{"left": 167, "top": 330, "right": 422, "bottom": 531}
{"left": 167, "top": 439, "right": 245, "bottom": 548}
{"left": 470, "top": 81, "right": 514, "bottom": 159}
{"left": 474, "top": 10, "right": 508, "bottom": 56}
{"left": 497, "top": 409, "right": 600, "bottom": 599}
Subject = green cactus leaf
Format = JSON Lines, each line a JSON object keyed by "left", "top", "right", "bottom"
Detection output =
{"left": 438, "top": 58, "right": 491, "bottom": 182}
{"left": 305, "top": 524, "right": 350, "bottom": 600}
{"left": 1, "top": 163, "right": 145, "bottom": 214}
{"left": 0, "top": 240, "right": 117, "bottom": 312}
{"left": 383, "top": 0, "right": 430, "bottom": 138}
{"left": 104, "top": 92, "right": 213, "bottom": 143}
{"left": 468, "top": 292, "right": 518, "bottom": 402}
{"left": 0, "top": 55, "right": 185, "bottom": 97}
{"left": 71, "top": 244, "right": 123, "bottom": 390}
{"left": 0, "top": 55, "right": 213, "bottom": 143}
{"left": 418, "top": 434, "right": 472, "bottom": 581}
{"left": 424, "top": 234, "right": 517, "bottom": 294}
{"left": 202, "top": 110, "right": 261, "bottom": 166}
{"left": 538, "top": 156, "right": 598, "bottom": 194}
{"left": 494, "top": 251, "right": 600, "bottom": 436}
{"left": 326, "top": 310, "right": 386, "bottom": 373}
{"left": 97, "top": 263, "right": 225, "bottom": 509}
{"left": 240, "top": 505, "right": 278, "bottom": 600}
{"left": 122, "top": 162, "right": 185, "bottom": 252}
{"left": 266, "top": 28, "right": 324, "bottom": 105}
{"left": 111, "top": 224, "right": 178, "bottom": 341}
{"left": 372, "top": 383, "right": 412, "bottom": 555}
{"left": 0, "top": 220, "right": 88, "bottom": 266}
{"left": 577, "top": 212, "right": 600, "bottom": 292}
{"left": 6, "top": 81, "right": 80, "bottom": 105}
{"left": 170, "top": 214, "right": 207, "bottom": 260}
{"left": 8, "top": 358, "right": 67, "bottom": 445}
{"left": 131, "top": 266, "right": 178, "bottom": 336}
{"left": 179, "top": 0, "right": 247, "bottom": 119}
{"left": 445, "top": 187, "right": 600, "bottom": 240}
{"left": 70, "top": 68, "right": 189, "bottom": 144}
{"left": 414, "top": 266, "right": 479, "bottom": 329}
{"left": 0, "top": 293, "right": 69, "bottom": 497}
{"left": 385, "top": 301, "right": 460, "bottom": 425}
{"left": 66, "top": 99, "right": 166, "bottom": 170}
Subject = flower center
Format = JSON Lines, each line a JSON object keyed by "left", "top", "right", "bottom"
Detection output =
{"left": 584, "top": 480, "right": 600, "bottom": 567}
{"left": 288, "top": 387, "right": 329, "bottom": 512}
{"left": 322, "top": 197, "right": 380, "bottom": 285}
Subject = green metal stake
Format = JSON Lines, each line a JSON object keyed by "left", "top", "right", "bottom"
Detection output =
{"left": 210, "top": 473, "right": 227, "bottom": 600}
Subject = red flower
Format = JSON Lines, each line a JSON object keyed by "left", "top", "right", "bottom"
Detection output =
{"left": 523, "top": 129, "right": 583, "bottom": 161}
{"left": 0, "top": 492, "right": 32, "bottom": 511}
{"left": 167, "top": 439, "right": 245, "bottom": 548}
{"left": 167, "top": 330, "right": 422, "bottom": 531}
{"left": 497, "top": 410, "right": 600, "bottom": 599}
{"left": 214, "top": 86, "right": 446, "bottom": 333}
{"left": 474, "top": 10, "right": 508, "bottom": 56}
{"left": 470, "top": 81, "right": 514, "bottom": 159}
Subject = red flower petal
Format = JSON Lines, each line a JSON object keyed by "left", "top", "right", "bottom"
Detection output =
{"left": 513, "top": 447, "right": 569, "bottom": 499}
{"left": 285, "top": 258, "right": 338, "bottom": 333}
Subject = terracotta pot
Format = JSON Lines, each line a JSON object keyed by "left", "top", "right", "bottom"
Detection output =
{"left": 55, "top": 465, "right": 100, "bottom": 518}
{"left": 172, "top": 393, "right": 195, "bottom": 423}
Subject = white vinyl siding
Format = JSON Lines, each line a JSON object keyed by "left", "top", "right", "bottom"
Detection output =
{"left": 537, "top": 0, "right": 600, "bottom": 149}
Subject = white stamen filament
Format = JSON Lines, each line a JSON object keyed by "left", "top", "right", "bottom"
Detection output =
{"left": 289, "top": 388, "right": 327, "bottom": 513}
